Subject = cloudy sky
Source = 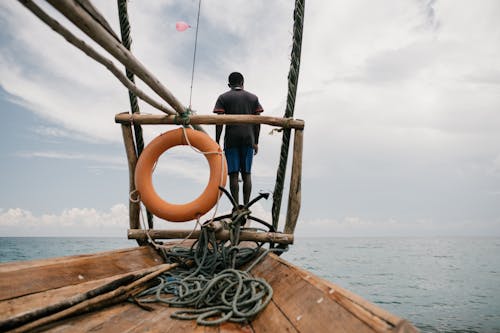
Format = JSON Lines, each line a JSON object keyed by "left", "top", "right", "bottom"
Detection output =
{"left": 1, "top": 0, "right": 499, "bottom": 237}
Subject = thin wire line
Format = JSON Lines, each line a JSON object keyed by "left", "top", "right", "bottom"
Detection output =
{"left": 189, "top": 0, "right": 202, "bottom": 109}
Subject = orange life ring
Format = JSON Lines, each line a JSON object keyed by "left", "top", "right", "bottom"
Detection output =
{"left": 135, "top": 128, "right": 227, "bottom": 222}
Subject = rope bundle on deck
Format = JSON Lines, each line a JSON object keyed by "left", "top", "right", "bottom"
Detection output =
{"left": 135, "top": 219, "right": 281, "bottom": 326}
{"left": 141, "top": 268, "right": 272, "bottom": 325}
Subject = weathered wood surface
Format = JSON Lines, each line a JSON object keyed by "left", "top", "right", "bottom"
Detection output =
{"left": 284, "top": 129, "right": 303, "bottom": 235}
{"left": 250, "top": 254, "right": 376, "bottom": 333}
{"left": 115, "top": 113, "right": 305, "bottom": 129}
{"left": 0, "top": 246, "right": 162, "bottom": 301}
{"left": 128, "top": 229, "right": 294, "bottom": 245}
{"left": 121, "top": 124, "right": 141, "bottom": 232}
{"left": 38, "top": 301, "right": 252, "bottom": 333}
{"left": 250, "top": 254, "right": 418, "bottom": 333}
{"left": 8, "top": 264, "right": 178, "bottom": 333}
{"left": 250, "top": 300, "right": 298, "bottom": 333}
{"left": 1, "top": 273, "right": 128, "bottom": 326}
{"left": 0, "top": 246, "right": 418, "bottom": 333}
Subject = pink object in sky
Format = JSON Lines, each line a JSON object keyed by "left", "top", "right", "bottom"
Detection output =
{"left": 176, "top": 21, "right": 191, "bottom": 32}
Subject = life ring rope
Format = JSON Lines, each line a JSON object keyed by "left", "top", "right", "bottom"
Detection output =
{"left": 179, "top": 126, "right": 226, "bottom": 223}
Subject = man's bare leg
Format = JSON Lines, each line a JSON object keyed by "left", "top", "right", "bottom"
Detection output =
{"left": 242, "top": 172, "right": 252, "bottom": 206}
{"left": 229, "top": 173, "right": 239, "bottom": 206}
{"left": 242, "top": 173, "right": 253, "bottom": 227}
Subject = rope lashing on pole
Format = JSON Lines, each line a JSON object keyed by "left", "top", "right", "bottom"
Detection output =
{"left": 117, "top": 0, "right": 154, "bottom": 229}
{"left": 271, "top": 0, "right": 305, "bottom": 230}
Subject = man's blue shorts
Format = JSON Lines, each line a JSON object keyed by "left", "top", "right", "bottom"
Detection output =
{"left": 224, "top": 146, "right": 254, "bottom": 174}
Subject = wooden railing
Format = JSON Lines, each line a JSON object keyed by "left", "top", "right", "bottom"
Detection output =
{"left": 115, "top": 113, "right": 304, "bottom": 244}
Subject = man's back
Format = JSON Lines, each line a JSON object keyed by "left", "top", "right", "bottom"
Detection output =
{"left": 214, "top": 88, "right": 263, "bottom": 149}
{"left": 214, "top": 88, "right": 262, "bottom": 115}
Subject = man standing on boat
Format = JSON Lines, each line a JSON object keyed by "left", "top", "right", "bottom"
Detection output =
{"left": 214, "top": 72, "right": 263, "bottom": 207}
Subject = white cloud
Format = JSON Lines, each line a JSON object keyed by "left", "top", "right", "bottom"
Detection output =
{"left": 0, "top": 204, "right": 128, "bottom": 236}
{"left": 0, "top": 201, "right": 278, "bottom": 237}
{"left": 16, "top": 150, "right": 124, "bottom": 165}
{"left": 295, "top": 216, "right": 500, "bottom": 237}
{"left": 33, "top": 126, "right": 73, "bottom": 139}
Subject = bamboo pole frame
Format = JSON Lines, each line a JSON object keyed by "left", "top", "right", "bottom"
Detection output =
{"left": 128, "top": 229, "right": 294, "bottom": 245}
{"left": 117, "top": 112, "right": 305, "bottom": 239}
{"left": 284, "top": 129, "right": 303, "bottom": 234}
{"left": 46, "top": 0, "right": 185, "bottom": 115}
{"left": 44, "top": 0, "right": 205, "bottom": 133}
{"left": 120, "top": 124, "right": 141, "bottom": 231}
{"left": 20, "top": 0, "right": 305, "bottom": 241}
{"left": 115, "top": 113, "right": 304, "bottom": 129}
{"left": 18, "top": 0, "right": 176, "bottom": 116}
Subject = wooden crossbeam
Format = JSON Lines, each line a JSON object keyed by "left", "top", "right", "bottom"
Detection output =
{"left": 115, "top": 113, "right": 305, "bottom": 129}
{"left": 127, "top": 229, "right": 294, "bottom": 245}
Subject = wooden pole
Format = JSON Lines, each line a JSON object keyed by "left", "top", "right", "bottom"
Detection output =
{"left": 11, "top": 263, "right": 178, "bottom": 333}
{"left": 120, "top": 123, "right": 142, "bottom": 234}
{"left": 284, "top": 129, "right": 303, "bottom": 234}
{"left": 45, "top": 0, "right": 185, "bottom": 115}
{"left": 128, "top": 229, "right": 294, "bottom": 245}
{"left": 115, "top": 113, "right": 305, "bottom": 129}
{"left": 18, "top": 0, "right": 175, "bottom": 116}
{"left": 0, "top": 264, "right": 174, "bottom": 331}
{"left": 44, "top": 0, "right": 205, "bottom": 133}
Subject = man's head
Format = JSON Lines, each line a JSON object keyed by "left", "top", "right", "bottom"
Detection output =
{"left": 228, "top": 72, "right": 244, "bottom": 88}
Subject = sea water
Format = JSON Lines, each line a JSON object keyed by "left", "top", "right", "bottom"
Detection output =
{"left": 0, "top": 237, "right": 499, "bottom": 333}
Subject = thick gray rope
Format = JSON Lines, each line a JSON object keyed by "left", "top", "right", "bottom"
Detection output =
{"left": 117, "top": 0, "right": 154, "bottom": 228}
{"left": 135, "top": 219, "right": 285, "bottom": 325}
{"left": 271, "top": 0, "right": 305, "bottom": 230}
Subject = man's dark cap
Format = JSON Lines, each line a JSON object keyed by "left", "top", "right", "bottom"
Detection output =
{"left": 228, "top": 72, "right": 244, "bottom": 87}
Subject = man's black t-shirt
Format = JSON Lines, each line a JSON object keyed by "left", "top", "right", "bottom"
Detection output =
{"left": 213, "top": 88, "right": 263, "bottom": 149}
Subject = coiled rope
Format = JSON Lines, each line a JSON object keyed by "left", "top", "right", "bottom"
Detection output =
{"left": 134, "top": 214, "right": 284, "bottom": 325}
{"left": 271, "top": 0, "right": 305, "bottom": 230}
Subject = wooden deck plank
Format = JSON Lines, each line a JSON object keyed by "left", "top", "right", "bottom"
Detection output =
{"left": 38, "top": 303, "right": 131, "bottom": 333}
{"left": 0, "top": 246, "right": 163, "bottom": 301}
{"left": 32, "top": 292, "right": 258, "bottom": 332}
{"left": 251, "top": 299, "right": 298, "bottom": 333}
{"left": 0, "top": 245, "right": 417, "bottom": 332}
{"left": 264, "top": 254, "right": 418, "bottom": 333}
{"left": 0, "top": 247, "right": 143, "bottom": 273}
{"left": 221, "top": 323, "right": 253, "bottom": 333}
{"left": 203, "top": 325, "right": 219, "bottom": 333}
{"left": 39, "top": 302, "right": 196, "bottom": 333}
{"left": 0, "top": 274, "right": 121, "bottom": 323}
{"left": 251, "top": 254, "right": 378, "bottom": 333}
{"left": 124, "top": 303, "right": 200, "bottom": 333}
{"left": 291, "top": 261, "right": 399, "bottom": 332}
{"left": 124, "top": 303, "right": 254, "bottom": 333}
